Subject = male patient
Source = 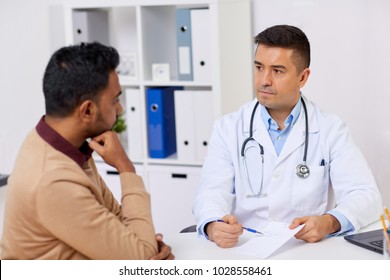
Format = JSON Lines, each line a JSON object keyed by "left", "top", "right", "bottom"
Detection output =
{"left": 1, "top": 42, "right": 173, "bottom": 259}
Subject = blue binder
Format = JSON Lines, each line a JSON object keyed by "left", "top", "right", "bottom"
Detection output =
{"left": 146, "top": 87, "right": 182, "bottom": 158}
{"left": 176, "top": 9, "right": 193, "bottom": 81}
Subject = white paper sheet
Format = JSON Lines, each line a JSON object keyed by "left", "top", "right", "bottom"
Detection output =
{"left": 227, "top": 221, "right": 305, "bottom": 259}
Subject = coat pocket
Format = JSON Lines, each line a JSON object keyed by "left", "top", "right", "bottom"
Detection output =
{"left": 291, "top": 165, "right": 328, "bottom": 213}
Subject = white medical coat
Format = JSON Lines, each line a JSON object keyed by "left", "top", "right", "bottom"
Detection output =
{"left": 193, "top": 96, "right": 382, "bottom": 235}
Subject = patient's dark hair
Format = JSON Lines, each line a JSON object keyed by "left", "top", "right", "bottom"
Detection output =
{"left": 43, "top": 42, "right": 119, "bottom": 117}
{"left": 254, "top": 25, "right": 310, "bottom": 72}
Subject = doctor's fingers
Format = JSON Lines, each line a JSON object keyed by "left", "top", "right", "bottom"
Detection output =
{"left": 215, "top": 237, "right": 239, "bottom": 248}
{"left": 211, "top": 224, "right": 242, "bottom": 239}
{"left": 213, "top": 231, "right": 241, "bottom": 248}
{"left": 217, "top": 222, "right": 243, "bottom": 235}
{"left": 294, "top": 228, "right": 325, "bottom": 243}
{"left": 293, "top": 221, "right": 326, "bottom": 242}
{"left": 289, "top": 216, "right": 309, "bottom": 229}
{"left": 221, "top": 214, "right": 239, "bottom": 225}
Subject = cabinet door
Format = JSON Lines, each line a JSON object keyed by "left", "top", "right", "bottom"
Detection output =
{"left": 95, "top": 161, "right": 144, "bottom": 204}
{"left": 147, "top": 165, "right": 200, "bottom": 235}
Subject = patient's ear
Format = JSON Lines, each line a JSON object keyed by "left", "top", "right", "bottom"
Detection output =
{"left": 78, "top": 100, "right": 96, "bottom": 123}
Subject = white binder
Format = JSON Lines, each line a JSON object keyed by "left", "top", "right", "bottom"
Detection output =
{"left": 190, "top": 9, "right": 211, "bottom": 83}
{"left": 174, "top": 90, "right": 197, "bottom": 162}
{"left": 72, "top": 10, "right": 109, "bottom": 45}
{"left": 193, "top": 90, "right": 214, "bottom": 162}
{"left": 174, "top": 90, "right": 214, "bottom": 163}
{"left": 125, "top": 88, "right": 143, "bottom": 162}
{"left": 176, "top": 8, "right": 193, "bottom": 81}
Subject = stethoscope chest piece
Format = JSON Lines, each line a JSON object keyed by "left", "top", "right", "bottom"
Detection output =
{"left": 296, "top": 163, "right": 310, "bottom": 178}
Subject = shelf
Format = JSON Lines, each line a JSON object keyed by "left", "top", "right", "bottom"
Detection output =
{"left": 93, "top": 152, "right": 203, "bottom": 167}
{"left": 142, "top": 80, "right": 212, "bottom": 87}
{"left": 64, "top": 0, "right": 252, "bottom": 236}
{"left": 65, "top": 0, "right": 252, "bottom": 170}
{"left": 146, "top": 159, "right": 203, "bottom": 167}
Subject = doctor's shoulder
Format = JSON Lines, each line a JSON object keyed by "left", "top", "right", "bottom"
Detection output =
{"left": 216, "top": 99, "right": 256, "bottom": 130}
{"left": 314, "top": 104, "right": 352, "bottom": 139}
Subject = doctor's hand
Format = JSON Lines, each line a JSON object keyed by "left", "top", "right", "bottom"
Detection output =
{"left": 206, "top": 215, "right": 243, "bottom": 248}
{"left": 289, "top": 214, "right": 341, "bottom": 243}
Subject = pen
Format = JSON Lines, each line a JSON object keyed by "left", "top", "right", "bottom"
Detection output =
{"left": 242, "top": 226, "right": 263, "bottom": 235}
{"left": 384, "top": 207, "right": 390, "bottom": 224}
{"left": 380, "top": 215, "right": 388, "bottom": 231}
{"left": 217, "top": 219, "right": 263, "bottom": 235}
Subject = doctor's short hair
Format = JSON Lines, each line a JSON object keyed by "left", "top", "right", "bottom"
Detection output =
{"left": 43, "top": 42, "right": 120, "bottom": 117}
{"left": 254, "top": 25, "right": 311, "bottom": 73}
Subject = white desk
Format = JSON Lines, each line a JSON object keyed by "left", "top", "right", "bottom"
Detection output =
{"left": 164, "top": 222, "right": 384, "bottom": 260}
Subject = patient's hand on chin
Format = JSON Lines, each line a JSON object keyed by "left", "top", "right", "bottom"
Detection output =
{"left": 89, "top": 131, "right": 134, "bottom": 173}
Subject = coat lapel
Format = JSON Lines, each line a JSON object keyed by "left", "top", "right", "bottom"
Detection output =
{"left": 277, "top": 97, "right": 319, "bottom": 163}
{"left": 242, "top": 100, "right": 277, "bottom": 159}
{"left": 242, "top": 96, "right": 318, "bottom": 162}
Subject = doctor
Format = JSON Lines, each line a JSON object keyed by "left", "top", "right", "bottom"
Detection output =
{"left": 192, "top": 25, "right": 382, "bottom": 248}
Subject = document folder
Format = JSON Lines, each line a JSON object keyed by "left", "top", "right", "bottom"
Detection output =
{"left": 72, "top": 10, "right": 109, "bottom": 45}
{"left": 173, "top": 90, "right": 214, "bottom": 163}
{"left": 190, "top": 9, "right": 211, "bottom": 83}
{"left": 125, "top": 88, "right": 143, "bottom": 161}
{"left": 193, "top": 90, "right": 214, "bottom": 162}
{"left": 146, "top": 87, "right": 182, "bottom": 158}
{"left": 176, "top": 9, "right": 193, "bottom": 81}
{"left": 174, "top": 90, "right": 196, "bottom": 161}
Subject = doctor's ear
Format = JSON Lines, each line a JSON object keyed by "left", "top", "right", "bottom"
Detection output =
{"left": 298, "top": 68, "right": 310, "bottom": 88}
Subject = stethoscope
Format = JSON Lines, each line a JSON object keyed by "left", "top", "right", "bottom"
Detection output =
{"left": 241, "top": 97, "right": 309, "bottom": 198}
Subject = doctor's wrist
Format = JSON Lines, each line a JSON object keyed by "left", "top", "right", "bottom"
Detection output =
{"left": 204, "top": 222, "right": 212, "bottom": 239}
{"left": 323, "top": 214, "right": 341, "bottom": 234}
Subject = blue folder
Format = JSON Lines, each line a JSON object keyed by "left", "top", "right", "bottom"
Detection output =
{"left": 146, "top": 87, "right": 182, "bottom": 158}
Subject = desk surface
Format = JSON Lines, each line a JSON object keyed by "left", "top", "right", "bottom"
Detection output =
{"left": 164, "top": 222, "right": 384, "bottom": 260}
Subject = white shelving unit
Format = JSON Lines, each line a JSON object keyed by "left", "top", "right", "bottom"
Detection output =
{"left": 64, "top": 0, "right": 253, "bottom": 235}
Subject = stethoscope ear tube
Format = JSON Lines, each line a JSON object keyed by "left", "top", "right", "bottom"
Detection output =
{"left": 241, "top": 101, "right": 262, "bottom": 157}
{"left": 241, "top": 137, "right": 254, "bottom": 157}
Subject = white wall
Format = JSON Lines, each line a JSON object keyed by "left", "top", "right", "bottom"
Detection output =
{"left": 0, "top": 0, "right": 46, "bottom": 172}
{"left": 0, "top": 0, "right": 64, "bottom": 173}
{"left": 0, "top": 0, "right": 388, "bottom": 207}
{"left": 252, "top": 0, "right": 390, "bottom": 207}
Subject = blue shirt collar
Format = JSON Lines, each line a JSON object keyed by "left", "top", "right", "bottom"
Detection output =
{"left": 261, "top": 98, "right": 302, "bottom": 130}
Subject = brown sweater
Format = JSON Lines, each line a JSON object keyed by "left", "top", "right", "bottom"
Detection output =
{"left": 1, "top": 122, "right": 157, "bottom": 259}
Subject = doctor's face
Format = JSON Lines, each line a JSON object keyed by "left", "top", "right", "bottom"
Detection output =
{"left": 254, "top": 45, "right": 310, "bottom": 117}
